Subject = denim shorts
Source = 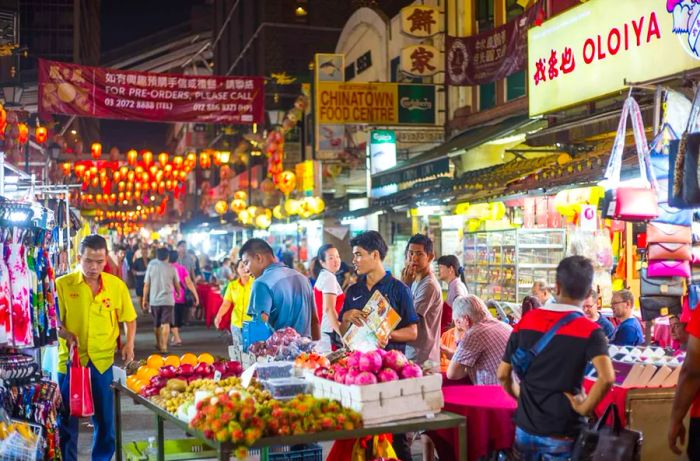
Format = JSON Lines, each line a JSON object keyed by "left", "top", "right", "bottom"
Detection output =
{"left": 514, "top": 427, "right": 575, "bottom": 461}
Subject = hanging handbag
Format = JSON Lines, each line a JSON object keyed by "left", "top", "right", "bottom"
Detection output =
{"left": 646, "top": 222, "right": 692, "bottom": 244}
{"left": 670, "top": 88, "right": 700, "bottom": 207}
{"left": 639, "top": 296, "right": 683, "bottom": 321}
{"left": 647, "top": 242, "right": 692, "bottom": 261}
{"left": 67, "top": 346, "right": 94, "bottom": 418}
{"left": 601, "top": 97, "right": 660, "bottom": 221}
{"left": 572, "top": 403, "right": 642, "bottom": 461}
{"left": 640, "top": 268, "right": 685, "bottom": 296}
{"left": 647, "top": 260, "right": 691, "bottom": 278}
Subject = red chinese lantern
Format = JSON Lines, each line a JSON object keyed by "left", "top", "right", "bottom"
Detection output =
{"left": 142, "top": 150, "right": 154, "bottom": 166}
{"left": 118, "top": 181, "right": 126, "bottom": 192}
{"left": 199, "top": 151, "right": 211, "bottom": 169}
{"left": 278, "top": 170, "right": 297, "bottom": 195}
{"left": 113, "top": 171, "right": 121, "bottom": 182}
{"left": 149, "top": 165, "right": 158, "bottom": 176}
{"left": 91, "top": 142, "right": 102, "bottom": 160}
{"left": 155, "top": 170, "right": 164, "bottom": 183}
{"left": 17, "top": 123, "right": 28, "bottom": 144}
{"left": 95, "top": 194, "right": 103, "bottom": 204}
{"left": 127, "top": 171, "right": 135, "bottom": 182}
{"left": 158, "top": 152, "right": 169, "bottom": 166}
{"left": 127, "top": 149, "right": 138, "bottom": 166}
{"left": 119, "top": 165, "right": 128, "bottom": 176}
{"left": 173, "top": 156, "right": 183, "bottom": 167}
{"left": 164, "top": 164, "right": 173, "bottom": 177}
{"left": 61, "top": 162, "right": 71, "bottom": 176}
{"left": 74, "top": 164, "right": 86, "bottom": 179}
{"left": 35, "top": 126, "right": 48, "bottom": 144}
{"left": 90, "top": 177, "right": 98, "bottom": 188}
{"left": 0, "top": 105, "right": 6, "bottom": 134}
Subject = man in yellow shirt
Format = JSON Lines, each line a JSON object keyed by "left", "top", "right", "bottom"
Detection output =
{"left": 56, "top": 234, "right": 137, "bottom": 461}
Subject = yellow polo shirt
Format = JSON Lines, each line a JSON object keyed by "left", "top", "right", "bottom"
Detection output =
{"left": 56, "top": 271, "right": 137, "bottom": 374}
{"left": 223, "top": 277, "right": 253, "bottom": 328}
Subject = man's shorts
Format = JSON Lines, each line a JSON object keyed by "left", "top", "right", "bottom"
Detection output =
{"left": 151, "top": 305, "right": 174, "bottom": 327}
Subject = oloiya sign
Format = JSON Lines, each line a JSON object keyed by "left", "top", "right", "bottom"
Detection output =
{"left": 528, "top": 0, "right": 700, "bottom": 116}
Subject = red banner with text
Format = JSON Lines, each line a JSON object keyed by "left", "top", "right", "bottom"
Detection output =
{"left": 38, "top": 59, "right": 264, "bottom": 124}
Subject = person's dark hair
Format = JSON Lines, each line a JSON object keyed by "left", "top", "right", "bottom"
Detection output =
{"left": 176, "top": 240, "right": 186, "bottom": 248}
{"left": 239, "top": 238, "right": 274, "bottom": 259}
{"left": 157, "top": 247, "right": 169, "bottom": 261}
{"left": 407, "top": 233, "right": 434, "bottom": 254}
{"left": 437, "top": 254, "right": 464, "bottom": 283}
{"left": 556, "top": 256, "right": 594, "bottom": 301}
{"left": 168, "top": 250, "right": 178, "bottom": 263}
{"left": 313, "top": 244, "right": 336, "bottom": 276}
{"left": 350, "top": 230, "right": 388, "bottom": 261}
{"left": 79, "top": 234, "right": 108, "bottom": 255}
{"left": 521, "top": 296, "right": 542, "bottom": 317}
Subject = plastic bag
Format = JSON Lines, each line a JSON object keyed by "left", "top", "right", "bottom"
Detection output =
{"left": 68, "top": 346, "right": 94, "bottom": 417}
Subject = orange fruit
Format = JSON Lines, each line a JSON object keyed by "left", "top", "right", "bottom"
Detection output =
{"left": 180, "top": 353, "right": 197, "bottom": 366}
{"left": 147, "top": 354, "right": 164, "bottom": 369}
{"left": 133, "top": 379, "right": 146, "bottom": 393}
{"left": 164, "top": 355, "right": 180, "bottom": 367}
{"left": 197, "top": 353, "right": 214, "bottom": 365}
{"left": 126, "top": 376, "right": 138, "bottom": 390}
{"left": 142, "top": 368, "right": 159, "bottom": 381}
{"left": 137, "top": 365, "right": 150, "bottom": 380}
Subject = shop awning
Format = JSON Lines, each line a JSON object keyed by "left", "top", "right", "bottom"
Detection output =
{"left": 371, "top": 114, "right": 540, "bottom": 189}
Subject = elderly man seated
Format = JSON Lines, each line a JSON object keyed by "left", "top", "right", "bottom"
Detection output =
{"left": 446, "top": 295, "right": 512, "bottom": 385}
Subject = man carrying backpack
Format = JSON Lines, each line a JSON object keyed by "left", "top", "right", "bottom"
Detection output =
{"left": 497, "top": 256, "right": 615, "bottom": 460}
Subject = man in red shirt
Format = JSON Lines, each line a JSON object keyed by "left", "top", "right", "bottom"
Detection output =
{"left": 669, "top": 306, "right": 700, "bottom": 459}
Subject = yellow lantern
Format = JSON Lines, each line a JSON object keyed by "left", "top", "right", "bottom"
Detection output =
{"left": 284, "top": 198, "right": 300, "bottom": 215}
{"left": 127, "top": 149, "right": 138, "bottom": 165}
{"left": 91, "top": 142, "right": 102, "bottom": 160}
{"left": 238, "top": 209, "right": 252, "bottom": 225}
{"left": 273, "top": 204, "right": 285, "bottom": 220}
{"left": 278, "top": 170, "right": 296, "bottom": 195}
{"left": 310, "top": 197, "right": 325, "bottom": 214}
{"left": 230, "top": 199, "right": 246, "bottom": 213}
{"left": 214, "top": 200, "right": 228, "bottom": 215}
{"left": 233, "top": 190, "right": 248, "bottom": 202}
{"left": 142, "top": 150, "right": 154, "bottom": 166}
{"left": 247, "top": 206, "right": 259, "bottom": 217}
{"left": 255, "top": 214, "right": 271, "bottom": 229}
{"left": 158, "top": 152, "right": 169, "bottom": 166}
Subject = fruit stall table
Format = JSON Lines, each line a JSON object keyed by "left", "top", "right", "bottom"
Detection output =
{"left": 113, "top": 383, "right": 467, "bottom": 461}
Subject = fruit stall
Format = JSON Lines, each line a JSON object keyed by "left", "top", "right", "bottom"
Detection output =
{"left": 114, "top": 329, "right": 466, "bottom": 461}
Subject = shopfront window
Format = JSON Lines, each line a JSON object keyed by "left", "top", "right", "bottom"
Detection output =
{"left": 476, "top": 0, "right": 495, "bottom": 111}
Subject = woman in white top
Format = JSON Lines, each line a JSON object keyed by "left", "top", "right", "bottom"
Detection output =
{"left": 313, "top": 244, "right": 345, "bottom": 352}
{"left": 437, "top": 255, "right": 469, "bottom": 333}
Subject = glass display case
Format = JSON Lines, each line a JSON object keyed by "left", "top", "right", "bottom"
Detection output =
{"left": 462, "top": 228, "right": 566, "bottom": 303}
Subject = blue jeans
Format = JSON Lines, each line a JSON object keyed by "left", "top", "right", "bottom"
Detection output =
{"left": 58, "top": 362, "right": 115, "bottom": 461}
{"left": 514, "top": 427, "right": 575, "bottom": 461}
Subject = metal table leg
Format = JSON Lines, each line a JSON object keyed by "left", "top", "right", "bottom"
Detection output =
{"left": 156, "top": 414, "right": 165, "bottom": 461}
{"left": 261, "top": 446, "right": 269, "bottom": 461}
{"left": 114, "top": 386, "right": 123, "bottom": 461}
{"left": 219, "top": 447, "right": 231, "bottom": 461}
{"left": 458, "top": 419, "right": 467, "bottom": 461}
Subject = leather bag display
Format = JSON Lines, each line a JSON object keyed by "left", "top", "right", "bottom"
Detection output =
{"left": 601, "top": 97, "right": 659, "bottom": 221}
{"left": 647, "top": 260, "right": 691, "bottom": 278}
{"left": 572, "top": 403, "right": 642, "bottom": 461}
{"left": 670, "top": 88, "right": 700, "bottom": 207}
{"left": 646, "top": 222, "right": 692, "bottom": 244}
{"left": 639, "top": 296, "right": 683, "bottom": 321}
{"left": 647, "top": 242, "right": 692, "bottom": 261}
{"left": 639, "top": 268, "right": 685, "bottom": 297}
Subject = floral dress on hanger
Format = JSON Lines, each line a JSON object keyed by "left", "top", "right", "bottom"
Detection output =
{"left": 8, "top": 228, "right": 33, "bottom": 347}
{"left": 0, "top": 230, "right": 10, "bottom": 345}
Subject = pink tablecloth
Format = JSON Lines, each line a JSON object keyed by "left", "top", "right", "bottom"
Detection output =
{"left": 429, "top": 385, "right": 517, "bottom": 461}
{"left": 196, "top": 284, "right": 223, "bottom": 328}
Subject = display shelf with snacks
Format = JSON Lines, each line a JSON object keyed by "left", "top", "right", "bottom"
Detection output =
{"left": 463, "top": 228, "right": 566, "bottom": 303}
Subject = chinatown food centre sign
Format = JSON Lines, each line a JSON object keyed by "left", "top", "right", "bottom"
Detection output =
{"left": 528, "top": 0, "right": 700, "bottom": 116}
{"left": 38, "top": 59, "right": 264, "bottom": 124}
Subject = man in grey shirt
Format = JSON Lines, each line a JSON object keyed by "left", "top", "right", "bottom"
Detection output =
{"left": 143, "top": 247, "right": 180, "bottom": 353}
{"left": 402, "top": 234, "right": 443, "bottom": 370}
{"left": 176, "top": 240, "right": 198, "bottom": 281}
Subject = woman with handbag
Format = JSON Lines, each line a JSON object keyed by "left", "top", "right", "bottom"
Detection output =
{"left": 169, "top": 250, "right": 199, "bottom": 347}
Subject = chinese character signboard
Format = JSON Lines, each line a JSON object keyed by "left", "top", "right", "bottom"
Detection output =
{"left": 400, "top": 5, "right": 442, "bottom": 38}
{"left": 446, "top": 4, "right": 540, "bottom": 86}
{"left": 38, "top": 59, "right": 264, "bottom": 124}
{"left": 400, "top": 45, "right": 441, "bottom": 77}
{"left": 316, "top": 82, "right": 436, "bottom": 125}
{"left": 528, "top": 0, "right": 700, "bottom": 116}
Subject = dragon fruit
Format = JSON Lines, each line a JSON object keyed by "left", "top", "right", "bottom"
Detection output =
{"left": 344, "top": 368, "right": 361, "bottom": 385}
{"left": 376, "top": 348, "right": 388, "bottom": 359}
{"left": 334, "top": 367, "right": 348, "bottom": 383}
{"left": 383, "top": 350, "right": 409, "bottom": 371}
{"left": 377, "top": 368, "right": 399, "bottom": 383}
{"left": 346, "top": 350, "right": 363, "bottom": 369}
{"left": 358, "top": 350, "right": 383, "bottom": 374}
{"left": 399, "top": 362, "right": 423, "bottom": 379}
{"left": 354, "top": 371, "right": 378, "bottom": 385}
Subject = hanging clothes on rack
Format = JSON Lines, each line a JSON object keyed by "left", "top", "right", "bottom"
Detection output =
{"left": 8, "top": 227, "right": 33, "bottom": 348}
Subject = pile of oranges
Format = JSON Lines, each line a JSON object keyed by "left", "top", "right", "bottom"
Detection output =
{"left": 126, "top": 352, "right": 215, "bottom": 393}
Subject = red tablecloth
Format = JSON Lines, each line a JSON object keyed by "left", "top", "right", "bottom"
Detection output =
{"left": 196, "top": 284, "right": 223, "bottom": 328}
{"left": 430, "top": 385, "right": 517, "bottom": 461}
{"left": 583, "top": 378, "right": 630, "bottom": 427}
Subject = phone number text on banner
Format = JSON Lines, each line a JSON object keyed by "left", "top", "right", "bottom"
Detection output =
{"left": 38, "top": 59, "right": 265, "bottom": 124}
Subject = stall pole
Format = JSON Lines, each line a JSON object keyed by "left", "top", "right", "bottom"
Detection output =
{"left": 156, "top": 414, "right": 165, "bottom": 461}
{"left": 0, "top": 152, "right": 5, "bottom": 196}
{"left": 114, "top": 386, "right": 123, "bottom": 461}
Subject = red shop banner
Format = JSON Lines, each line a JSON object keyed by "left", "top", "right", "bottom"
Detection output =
{"left": 38, "top": 59, "right": 264, "bottom": 124}
{"left": 445, "top": 3, "right": 542, "bottom": 86}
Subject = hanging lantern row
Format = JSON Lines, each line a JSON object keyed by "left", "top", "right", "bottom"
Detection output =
{"left": 264, "top": 94, "right": 309, "bottom": 188}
